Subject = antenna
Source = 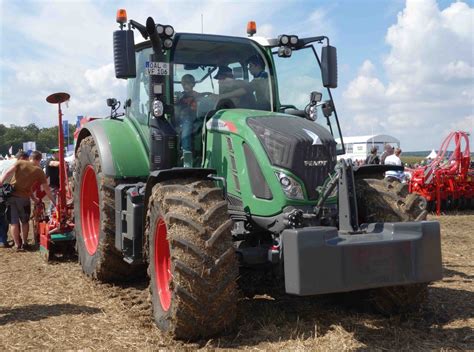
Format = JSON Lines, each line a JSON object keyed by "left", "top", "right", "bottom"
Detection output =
{"left": 201, "top": 14, "right": 203, "bottom": 33}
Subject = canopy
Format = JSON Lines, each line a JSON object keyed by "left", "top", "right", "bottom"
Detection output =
{"left": 425, "top": 149, "right": 437, "bottom": 159}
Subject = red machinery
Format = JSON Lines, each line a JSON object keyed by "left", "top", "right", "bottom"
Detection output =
{"left": 409, "top": 131, "right": 474, "bottom": 215}
{"left": 37, "top": 92, "right": 75, "bottom": 261}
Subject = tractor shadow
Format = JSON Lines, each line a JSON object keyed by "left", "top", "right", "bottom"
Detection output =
{"left": 442, "top": 265, "right": 474, "bottom": 282}
{"left": 0, "top": 304, "right": 101, "bottom": 325}
{"left": 205, "top": 285, "right": 474, "bottom": 350}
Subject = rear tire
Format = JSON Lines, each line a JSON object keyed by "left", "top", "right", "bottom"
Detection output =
{"left": 356, "top": 178, "right": 429, "bottom": 314}
{"left": 146, "top": 179, "right": 238, "bottom": 340}
{"left": 74, "top": 136, "right": 139, "bottom": 281}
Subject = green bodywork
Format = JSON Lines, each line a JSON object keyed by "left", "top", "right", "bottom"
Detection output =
{"left": 204, "top": 109, "right": 319, "bottom": 217}
{"left": 78, "top": 33, "right": 340, "bottom": 218}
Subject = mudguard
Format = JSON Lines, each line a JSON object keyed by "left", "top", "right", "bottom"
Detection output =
{"left": 142, "top": 167, "right": 217, "bottom": 230}
{"left": 282, "top": 221, "right": 442, "bottom": 295}
{"left": 75, "top": 118, "right": 149, "bottom": 178}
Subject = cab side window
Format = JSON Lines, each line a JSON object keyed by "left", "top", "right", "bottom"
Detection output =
{"left": 127, "top": 48, "right": 152, "bottom": 125}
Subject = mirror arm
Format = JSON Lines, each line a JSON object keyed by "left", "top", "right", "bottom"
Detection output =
{"left": 129, "top": 19, "right": 149, "bottom": 40}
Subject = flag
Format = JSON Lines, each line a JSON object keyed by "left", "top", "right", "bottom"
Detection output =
{"left": 63, "top": 120, "right": 69, "bottom": 139}
{"left": 8, "top": 146, "right": 12, "bottom": 155}
{"left": 76, "top": 116, "right": 83, "bottom": 129}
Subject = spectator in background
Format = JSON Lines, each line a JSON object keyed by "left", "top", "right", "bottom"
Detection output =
{"left": 380, "top": 144, "right": 394, "bottom": 165}
{"left": 384, "top": 148, "right": 405, "bottom": 181}
{"left": 0, "top": 151, "right": 56, "bottom": 250}
{"left": 385, "top": 148, "right": 402, "bottom": 166}
{"left": 46, "top": 148, "right": 60, "bottom": 212}
{"left": 0, "top": 151, "right": 29, "bottom": 248}
{"left": 365, "top": 147, "right": 380, "bottom": 165}
{"left": 0, "top": 187, "right": 9, "bottom": 248}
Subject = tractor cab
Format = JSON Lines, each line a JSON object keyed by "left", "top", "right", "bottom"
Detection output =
{"left": 114, "top": 14, "right": 344, "bottom": 168}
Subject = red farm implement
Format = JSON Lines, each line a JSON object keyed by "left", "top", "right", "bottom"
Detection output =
{"left": 409, "top": 131, "right": 474, "bottom": 214}
{"left": 36, "top": 92, "right": 75, "bottom": 261}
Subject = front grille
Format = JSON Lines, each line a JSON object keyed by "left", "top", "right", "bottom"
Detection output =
{"left": 248, "top": 116, "right": 336, "bottom": 200}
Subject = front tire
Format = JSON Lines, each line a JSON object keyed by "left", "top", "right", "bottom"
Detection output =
{"left": 146, "top": 179, "right": 238, "bottom": 340}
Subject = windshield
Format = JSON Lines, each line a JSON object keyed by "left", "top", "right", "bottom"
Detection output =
{"left": 273, "top": 45, "right": 344, "bottom": 154}
{"left": 172, "top": 34, "right": 273, "bottom": 114}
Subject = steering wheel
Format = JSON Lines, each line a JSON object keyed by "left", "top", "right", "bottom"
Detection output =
{"left": 214, "top": 98, "right": 235, "bottom": 110}
{"left": 279, "top": 104, "right": 298, "bottom": 112}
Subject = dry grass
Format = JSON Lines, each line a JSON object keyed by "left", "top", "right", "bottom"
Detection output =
{"left": 0, "top": 211, "right": 472, "bottom": 351}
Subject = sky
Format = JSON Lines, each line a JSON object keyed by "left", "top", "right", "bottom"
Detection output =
{"left": 0, "top": 0, "right": 473, "bottom": 151}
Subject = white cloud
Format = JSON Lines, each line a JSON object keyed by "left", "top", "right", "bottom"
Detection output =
{"left": 449, "top": 114, "right": 474, "bottom": 132}
{"left": 343, "top": 0, "right": 474, "bottom": 150}
{"left": 0, "top": 0, "right": 303, "bottom": 128}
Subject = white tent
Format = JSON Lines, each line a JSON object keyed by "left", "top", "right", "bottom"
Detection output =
{"left": 336, "top": 134, "right": 400, "bottom": 162}
{"left": 425, "top": 149, "right": 437, "bottom": 159}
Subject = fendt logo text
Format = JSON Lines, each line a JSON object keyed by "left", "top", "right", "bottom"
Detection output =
{"left": 304, "top": 160, "right": 328, "bottom": 166}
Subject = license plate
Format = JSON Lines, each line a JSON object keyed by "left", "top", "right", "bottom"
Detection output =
{"left": 146, "top": 62, "right": 169, "bottom": 75}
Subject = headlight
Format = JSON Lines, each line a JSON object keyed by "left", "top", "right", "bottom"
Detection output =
{"left": 163, "top": 38, "right": 173, "bottom": 49}
{"left": 152, "top": 98, "right": 164, "bottom": 117}
{"left": 275, "top": 172, "right": 304, "bottom": 200}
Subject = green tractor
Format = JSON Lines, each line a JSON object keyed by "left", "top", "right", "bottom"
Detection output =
{"left": 73, "top": 10, "right": 442, "bottom": 339}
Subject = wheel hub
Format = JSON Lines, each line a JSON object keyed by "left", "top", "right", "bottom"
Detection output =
{"left": 154, "top": 218, "right": 171, "bottom": 311}
{"left": 80, "top": 165, "right": 100, "bottom": 255}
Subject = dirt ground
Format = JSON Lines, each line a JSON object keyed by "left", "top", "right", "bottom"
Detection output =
{"left": 0, "top": 211, "right": 472, "bottom": 351}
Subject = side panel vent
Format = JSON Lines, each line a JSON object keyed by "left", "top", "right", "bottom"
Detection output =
{"left": 243, "top": 143, "right": 273, "bottom": 200}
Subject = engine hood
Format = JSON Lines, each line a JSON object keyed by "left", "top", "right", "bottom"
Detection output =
{"left": 206, "top": 110, "right": 337, "bottom": 201}
{"left": 247, "top": 114, "right": 337, "bottom": 200}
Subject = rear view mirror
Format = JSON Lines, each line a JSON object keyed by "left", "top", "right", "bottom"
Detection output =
{"left": 232, "top": 67, "right": 243, "bottom": 79}
{"left": 106, "top": 98, "right": 118, "bottom": 107}
{"left": 321, "top": 45, "right": 337, "bottom": 88}
{"left": 113, "top": 29, "right": 136, "bottom": 79}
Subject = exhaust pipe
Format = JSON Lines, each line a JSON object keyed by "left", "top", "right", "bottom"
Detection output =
{"left": 146, "top": 17, "right": 162, "bottom": 54}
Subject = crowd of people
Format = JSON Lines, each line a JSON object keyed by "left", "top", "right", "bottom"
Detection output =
{"left": 350, "top": 144, "right": 403, "bottom": 167}
{"left": 0, "top": 150, "right": 59, "bottom": 250}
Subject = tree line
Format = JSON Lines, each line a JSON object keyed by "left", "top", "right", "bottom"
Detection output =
{"left": 0, "top": 123, "right": 76, "bottom": 156}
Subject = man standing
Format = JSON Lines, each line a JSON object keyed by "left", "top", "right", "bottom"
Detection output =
{"left": 380, "top": 144, "right": 394, "bottom": 165}
{"left": 0, "top": 151, "right": 56, "bottom": 250}
{"left": 385, "top": 148, "right": 402, "bottom": 166}
{"left": 46, "top": 148, "right": 60, "bottom": 211}
{"left": 0, "top": 186, "right": 9, "bottom": 248}
{"left": 384, "top": 148, "right": 405, "bottom": 181}
{"left": 365, "top": 147, "right": 380, "bottom": 165}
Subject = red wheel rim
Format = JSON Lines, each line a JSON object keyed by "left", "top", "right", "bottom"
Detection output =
{"left": 81, "top": 165, "right": 100, "bottom": 255}
{"left": 154, "top": 218, "right": 171, "bottom": 311}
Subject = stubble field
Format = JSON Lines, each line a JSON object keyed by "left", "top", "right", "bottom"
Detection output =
{"left": 0, "top": 211, "right": 472, "bottom": 351}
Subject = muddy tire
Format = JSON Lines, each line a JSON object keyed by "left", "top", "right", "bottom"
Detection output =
{"left": 356, "top": 178, "right": 428, "bottom": 223}
{"left": 146, "top": 179, "right": 238, "bottom": 340}
{"left": 74, "top": 136, "right": 139, "bottom": 281}
{"left": 356, "top": 178, "right": 429, "bottom": 314}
